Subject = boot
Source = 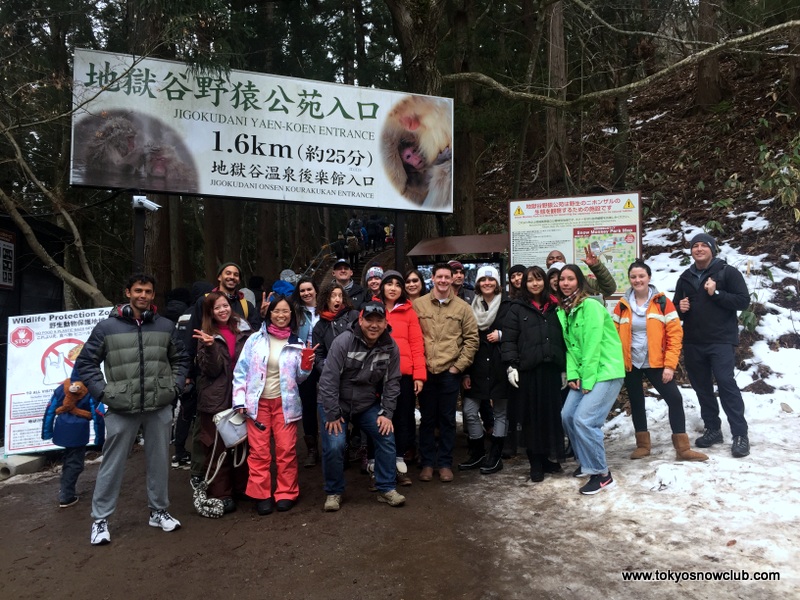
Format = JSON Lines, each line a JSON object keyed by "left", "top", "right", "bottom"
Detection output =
{"left": 630, "top": 431, "right": 651, "bottom": 459}
{"left": 303, "top": 435, "right": 318, "bottom": 468}
{"left": 480, "top": 436, "right": 505, "bottom": 474}
{"left": 672, "top": 433, "right": 709, "bottom": 461}
{"left": 526, "top": 451, "right": 544, "bottom": 482}
{"left": 458, "top": 436, "right": 486, "bottom": 471}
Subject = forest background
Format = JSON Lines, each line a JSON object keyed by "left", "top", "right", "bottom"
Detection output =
{"left": 1, "top": 0, "right": 799, "bottom": 309}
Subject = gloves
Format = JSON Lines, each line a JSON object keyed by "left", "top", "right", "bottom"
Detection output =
{"left": 561, "top": 372, "right": 567, "bottom": 390}
{"left": 507, "top": 367, "right": 519, "bottom": 388}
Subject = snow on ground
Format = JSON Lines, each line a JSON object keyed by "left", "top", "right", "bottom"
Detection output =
{"left": 455, "top": 222, "right": 800, "bottom": 599}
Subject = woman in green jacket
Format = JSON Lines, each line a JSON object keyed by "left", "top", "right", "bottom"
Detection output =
{"left": 557, "top": 265, "right": 625, "bottom": 495}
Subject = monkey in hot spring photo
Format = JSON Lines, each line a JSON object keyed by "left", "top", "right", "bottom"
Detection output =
{"left": 74, "top": 111, "right": 198, "bottom": 191}
{"left": 381, "top": 95, "right": 452, "bottom": 209}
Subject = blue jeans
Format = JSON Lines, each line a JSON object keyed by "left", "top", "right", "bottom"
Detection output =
{"left": 684, "top": 343, "right": 748, "bottom": 437}
{"left": 561, "top": 378, "right": 623, "bottom": 475}
{"left": 418, "top": 371, "right": 460, "bottom": 468}
{"left": 318, "top": 403, "right": 397, "bottom": 494}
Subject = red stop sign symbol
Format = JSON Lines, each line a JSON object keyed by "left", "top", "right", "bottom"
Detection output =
{"left": 10, "top": 326, "right": 34, "bottom": 348}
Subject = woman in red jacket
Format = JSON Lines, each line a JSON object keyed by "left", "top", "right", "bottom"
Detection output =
{"left": 379, "top": 270, "right": 426, "bottom": 485}
{"left": 613, "top": 260, "right": 707, "bottom": 461}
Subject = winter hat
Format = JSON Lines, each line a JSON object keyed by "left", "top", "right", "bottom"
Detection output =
{"left": 381, "top": 269, "right": 404, "bottom": 284}
{"left": 508, "top": 264, "right": 526, "bottom": 277}
{"left": 690, "top": 232, "right": 717, "bottom": 256}
{"left": 333, "top": 258, "right": 352, "bottom": 269}
{"left": 547, "top": 262, "right": 566, "bottom": 277}
{"left": 271, "top": 279, "right": 295, "bottom": 297}
{"left": 448, "top": 260, "right": 464, "bottom": 271}
{"left": 366, "top": 266, "right": 384, "bottom": 280}
{"left": 217, "top": 261, "right": 242, "bottom": 277}
{"left": 475, "top": 265, "right": 501, "bottom": 286}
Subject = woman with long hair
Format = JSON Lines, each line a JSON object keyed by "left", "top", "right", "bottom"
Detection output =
{"left": 613, "top": 260, "right": 707, "bottom": 461}
{"left": 501, "top": 266, "right": 567, "bottom": 482}
{"left": 192, "top": 292, "right": 253, "bottom": 514}
{"left": 378, "top": 270, "right": 426, "bottom": 485}
{"left": 312, "top": 282, "right": 360, "bottom": 373}
{"left": 459, "top": 266, "right": 510, "bottom": 474}
{"left": 556, "top": 265, "right": 625, "bottom": 495}
{"left": 291, "top": 277, "right": 322, "bottom": 467}
{"left": 404, "top": 268, "right": 427, "bottom": 302}
{"left": 232, "top": 296, "right": 314, "bottom": 515}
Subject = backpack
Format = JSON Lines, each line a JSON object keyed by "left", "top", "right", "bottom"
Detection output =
{"left": 347, "top": 235, "right": 360, "bottom": 253}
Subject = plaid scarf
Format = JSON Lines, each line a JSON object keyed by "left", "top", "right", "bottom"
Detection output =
{"left": 560, "top": 290, "right": 580, "bottom": 313}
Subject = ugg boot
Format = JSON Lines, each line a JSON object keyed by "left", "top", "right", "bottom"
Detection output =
{"left": 458, "top": 436, "right": 486, "bottom": 471}
{"left": 303, "top": 435, "right": 318, "bottom": 468}
{"left": 672, "top": 433, "right": 709, "bottom": 461}
{"left": 630, "top": 431, "right": 651, "bottom": 459}
{"left": 526, "top": 450, "right": 544, "bottom": 482}
{"left": 480, "top": 437, "right": 505, "bottom": 474}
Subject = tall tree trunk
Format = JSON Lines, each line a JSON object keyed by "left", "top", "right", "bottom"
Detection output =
{"left": 545, "top": 1, "right": 567, "bottom": 186}
{"left": 203, "top": 198, "right": 225, "bottom": 280}
{"left": 694, "top": 0, "right": 725, "bottom": 109}
{"left": 611, "top": 96, "right": 630, "bottom": 190}
{"left": 788, "top": 27, "right": 800, "bottom": 111}
{"left": 384, "top": 0, "right": 448, "bottom": 248}
{"left": 452, "top": 0, "right": 476, "bottom": 235}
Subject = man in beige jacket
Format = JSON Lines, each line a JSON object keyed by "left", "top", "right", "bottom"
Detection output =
{"left": 413, "top": 263, "right": 479, "bottom": 482}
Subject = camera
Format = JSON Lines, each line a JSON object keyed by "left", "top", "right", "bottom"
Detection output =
{"left": 132, "top": 195, "right": 161, "bottom": 212}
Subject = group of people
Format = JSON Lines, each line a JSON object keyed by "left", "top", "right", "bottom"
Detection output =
{"left": 47, "top": 230, "right": 750, "bottom": 545}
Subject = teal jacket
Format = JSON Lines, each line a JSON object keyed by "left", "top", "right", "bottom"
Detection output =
{"left": 557, "top": 297, "right": 625, "bottom": 391}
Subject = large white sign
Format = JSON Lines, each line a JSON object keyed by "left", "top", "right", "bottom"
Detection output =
{"left": 71, "top": 49, "right": 454, "bottom": 213}
{"left": 4, "top": 307, "right": 110, "bottom": 455}
{"left": 508, "top": 193, "right": 642, "bottom": 294}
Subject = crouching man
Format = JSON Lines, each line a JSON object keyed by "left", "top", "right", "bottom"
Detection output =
{"left": 317, "top": 301, "right": 404, "bottom": 511}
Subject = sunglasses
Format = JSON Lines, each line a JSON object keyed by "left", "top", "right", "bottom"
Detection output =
{"left": 361, "top": 304, "right": 386, "bottom": 317}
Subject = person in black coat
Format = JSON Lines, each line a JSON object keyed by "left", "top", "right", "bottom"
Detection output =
{"left": 459, "top": 266, "right": 510, "bottom": 475}
{"left": 502, "top": 265, "right": 567, "bottom": 482}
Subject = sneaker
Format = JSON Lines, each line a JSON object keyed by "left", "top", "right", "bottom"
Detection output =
{"left": 171, "top": 454, "right": 190, "bottom": 469}
{"left": 731, "top": 435, "right": 750, "bottom": 458}
{"left": 395, "top": 457, "right": 408, "bottom": 474}
{"left": 695, "top": 428, "right": 723, "bottom": 448}
{"left": 60, "top": 496, "right": 79, "bottom": 508}
{"left": 579, "top": 471, "right": 616, "bottom": 495}
{"left": 90, "top": 519, "right": 111, "bottom": 545}
{"left": 324, "top": 494, "right": 342, "bottom": 512}
{"left": 366, "top": 458, "right": 375, "bottom": 475}
{"left": 377, "top": 489, "right": 406, "bottom": 507}
{"left": 149, "top": 509, "right": 181, "bottom": 532}
{"left": 572, "top": 466, "right": 590, "bottom": 478}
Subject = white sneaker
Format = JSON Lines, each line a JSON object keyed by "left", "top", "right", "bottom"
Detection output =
{"left": 149, "top": 509, "right": 181, "bottom": 531}
{"left": 367, "top": 459, "right": 375, "bottom": 475}
{"left": 90, "top": 519, "right": 111, "bottom": 545}
{"left": 324, "top": 494, "right": 342, "bottom": 512}
{"left": 395, "top": 457, "right": 408, "bottom": 474}
{"left": 377, "top": 489, "right": 406, "bottom": 507}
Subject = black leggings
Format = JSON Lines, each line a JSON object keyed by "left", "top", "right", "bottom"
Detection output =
{"left": 625, "top": 366, "right": 686, "bottom": 434}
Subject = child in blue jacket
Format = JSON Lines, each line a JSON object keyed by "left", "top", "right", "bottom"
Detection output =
{"left": 41, "top": 377, "right": 105, "bottom": 508}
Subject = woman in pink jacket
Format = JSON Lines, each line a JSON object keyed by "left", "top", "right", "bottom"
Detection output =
{"left": 379, "top": 270, "right": 426, "bottom": 485}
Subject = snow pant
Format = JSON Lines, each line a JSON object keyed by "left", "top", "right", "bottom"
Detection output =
{"left": 684, "top": 343, "right": 748, "bottom": 437}
{"left": 92, "top": 405, "right": 172, "bottom": 520}
{"left": 463, "top": 396, "right": 508, "bottom": 439}
{"left": 561, "top": 378, "right": 623, "bottom": 476}
{"left": 625, "top": 366, "right": 686, "bottom": 434}
{"left": 418, "top": 370, "right": 460, "bottom": 469}
{"left": 246, "top": 397, "right": 299, "bottom": 502}
{"left": 60, "top": 446, "right": 86, "bottom": 503}
{"left": 198, "top": 411, "right": 249, "bottom": 500}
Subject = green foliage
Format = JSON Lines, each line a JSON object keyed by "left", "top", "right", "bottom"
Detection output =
{"left": 739, "top": 307, "right": 758, "bottom": 332}
{"left": 705, "top": 219, "right": 725, "bottom": 234}
{"left": 757, "top": 136, "right": 800, "bottom": 222}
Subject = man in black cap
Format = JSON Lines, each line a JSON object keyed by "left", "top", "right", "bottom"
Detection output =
{"left": 673, "top": 232, "right": 751, "bottom": 458}
{"left": 332, "top": 258, "right": 367, "bottom": 308}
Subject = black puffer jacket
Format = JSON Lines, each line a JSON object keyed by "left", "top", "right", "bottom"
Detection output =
{"left": 195, "top": 323, "right": 252, "bottom": 413}
{"left": 75, "top": 306, "right": 189, "bottom": 413}
{"left": 465, "top": 298, "right": 510, "bottom": 401}
{"left": 501, "top": 297, "right": 566, "bottom": 372}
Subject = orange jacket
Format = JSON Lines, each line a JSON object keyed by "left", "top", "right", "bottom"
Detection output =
{"left": 613, "top": 291, "right": 683, "bottom": 371}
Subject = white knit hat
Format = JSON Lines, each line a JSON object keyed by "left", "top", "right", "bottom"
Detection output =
{"left": 475, "top": 265, "right": 500, "bottom": 286}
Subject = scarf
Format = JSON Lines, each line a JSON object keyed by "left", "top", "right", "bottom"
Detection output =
{"left": 267, "top": 324, "right": 291, "bottom": 339}
{"left": 560, "top": 289, "right": 580, "bottom": 314}
{"left": 320, "top": 305, "right": 349, "bottom": 321}
{"left": 472, "top": 293, "right": 502, "bottom": 330}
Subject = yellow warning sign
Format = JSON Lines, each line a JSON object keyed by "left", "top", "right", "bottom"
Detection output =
{"left": 623, "top": 199, "right": 635, "bottom": 209}
{"left": 514, "top": 206, "right": 524, "bottom": 216}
